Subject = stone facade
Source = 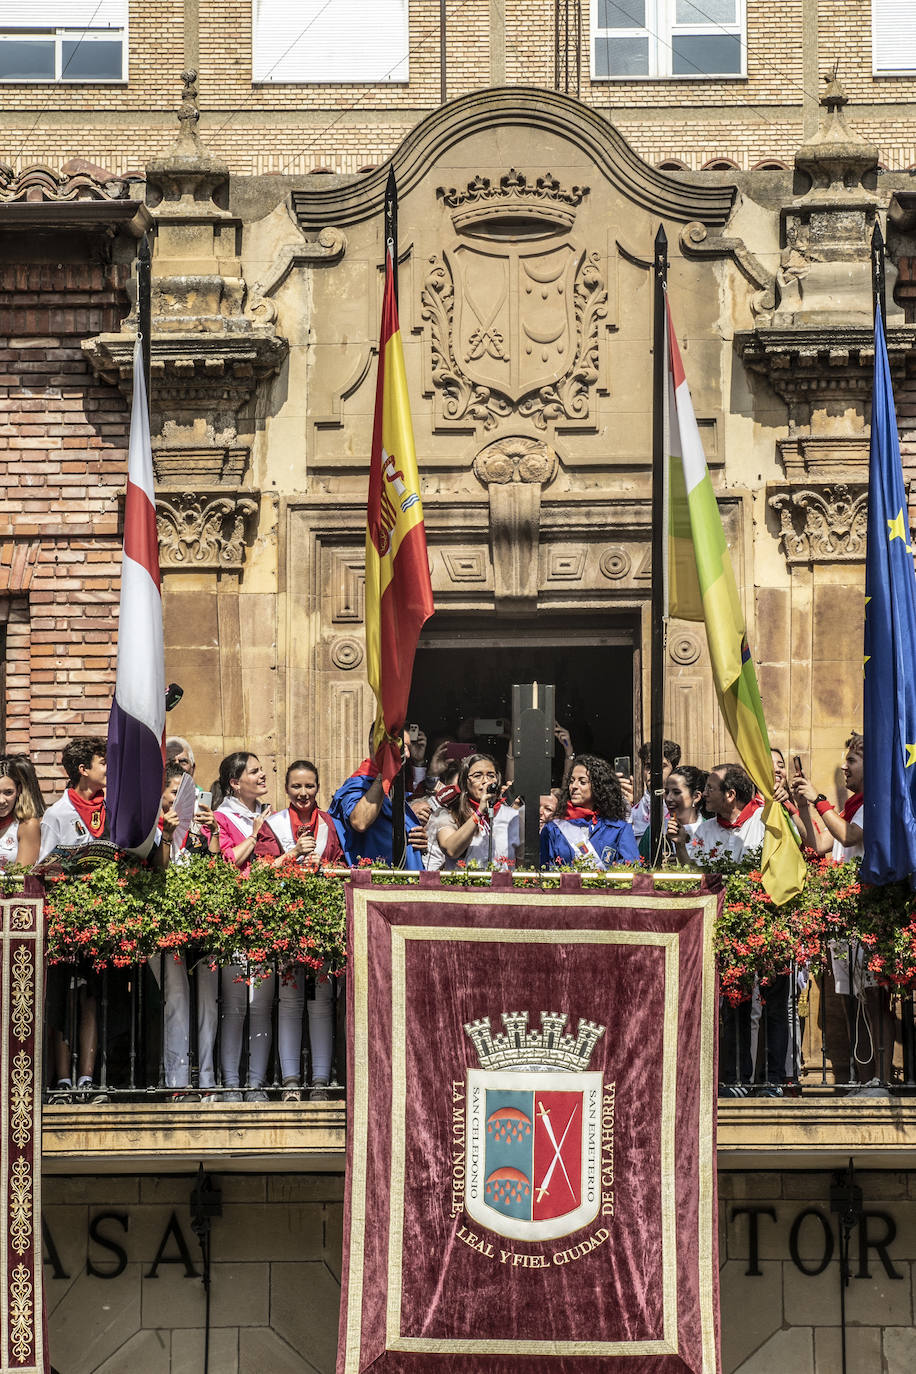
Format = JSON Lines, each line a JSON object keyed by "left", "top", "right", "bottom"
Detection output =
{"left": 40, "top": 1168, "right": 916, "bottom": 1372}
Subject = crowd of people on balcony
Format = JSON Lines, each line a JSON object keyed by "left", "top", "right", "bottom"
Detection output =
{"left": 0, "top": 720, "right": 872, "bottom": 1104}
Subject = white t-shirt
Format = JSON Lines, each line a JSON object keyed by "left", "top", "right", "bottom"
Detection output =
{"left": 431, "top": 805, "right": 522, "bottom": 871}
{"left": 39, "top": 794, "right": 98, "bottom": 861}
{"left": 0, "top": 818, "right": 20, "bottom": 868}
{"left": 832, "top": 802, "right": 864, "bottom": 863}
{"left": 688, "top": 805, "right": 765, "bottom": 864}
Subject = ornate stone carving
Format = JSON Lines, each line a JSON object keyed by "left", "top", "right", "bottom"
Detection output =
{"left": 599, "top": 548, "right": 632, "bottom": 580}
{"left": 442, "top": 550, "right": 488, "bottom": 584}
{"left": 679, "top": 221, "right": 777, "bottom": 319}
{"left": 768, "top": 483, "right": 868, "bottom": 564}
{"left": 437, "top": 170, "right": 589, "bottom": 233}
{"left": 330, "top": 637, "right": 364, "bottom": 670}
{"left": 472, "top": 436, "right": 558, "bottom": 486}
{"left": 423, "top": 245, "right": 606, "bottom": 431}
{"left": 146, "top": 69, "right": 229, "bottom": 213}
{"left": 156, "top": 492, "right": 259, "bottom": 570}
{"left": 669, "top": 632, "right": 702, "bottom": 666}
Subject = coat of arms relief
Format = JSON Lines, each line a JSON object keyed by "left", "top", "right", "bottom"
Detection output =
{"left": 422, "top": 170, "right": 607, "bottom": 432}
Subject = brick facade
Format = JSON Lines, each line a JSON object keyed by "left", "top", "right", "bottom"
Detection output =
{"left": 0, "top": 257, "right": 132, "bottom": 787}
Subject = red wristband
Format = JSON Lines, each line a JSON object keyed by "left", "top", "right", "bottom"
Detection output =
{"left": 815, "top": 799, "right": 834, "bottom": 817}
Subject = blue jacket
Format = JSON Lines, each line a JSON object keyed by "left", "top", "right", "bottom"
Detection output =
{"left": 329, "top": 772, "right": 424, "bottom": 869}
{"left": 540, "top": 815, "right": 639, "bottom": 869}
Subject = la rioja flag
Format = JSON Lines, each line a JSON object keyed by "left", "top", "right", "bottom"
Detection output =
{"left": 107, "top": 340, "right": 165, "bottom": 855}
{"left": 365, "top": 247, "right": 434, "bottom": 782}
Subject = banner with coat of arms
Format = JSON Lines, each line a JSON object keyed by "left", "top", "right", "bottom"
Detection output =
{"left": 338, "top": 873, "right": 722, "bottom": 1374}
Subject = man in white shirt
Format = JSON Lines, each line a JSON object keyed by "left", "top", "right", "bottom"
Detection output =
{"left": 687, "top": 764, "right": 765, "bottom": 865}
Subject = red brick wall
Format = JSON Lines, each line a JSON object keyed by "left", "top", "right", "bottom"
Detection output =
{"left": 0, "top": 254, "right": 132, "bottom": 793}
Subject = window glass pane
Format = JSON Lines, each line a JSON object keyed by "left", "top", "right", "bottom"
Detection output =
{"left": 598, "top": 0, "right": 645, "bottom": 26}
{"left": 0, "top": 38, "right": 54, "bottom": 78}
{"left": 675, "top": 0, "right": 737, "bottom": 24}
{"left": 595, "top": 34, "right": 649, "bottom": 74}
{"left": 672, "top": 33, "right": 741, "bottom": 74}
{"left": 61, "top": 37, "right": 122, "bottom": 78}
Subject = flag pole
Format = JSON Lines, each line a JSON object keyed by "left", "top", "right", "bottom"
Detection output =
{"left": 649, "top": 224, "right": 668, "bottom": 863}
{"left": 385, "top": 166, "right": 407, "bottom": 866}
{"left": 871, "top": 220, "right": 886, "bottom": 329}
{"left": 138, "top": 232, "right": 152, "bottom": 405}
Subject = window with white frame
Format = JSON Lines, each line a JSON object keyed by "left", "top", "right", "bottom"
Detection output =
{"left": 873, "top": 0, "right": 916, "bottom": 75}
{"left": 252, "top": 0, "right": 409, "bottom": 84}
{"left": 592, "top": 0, "right": 744, "bottom": 79}
{"left": 0, "top": 1, "right": 127, "bottom": 82}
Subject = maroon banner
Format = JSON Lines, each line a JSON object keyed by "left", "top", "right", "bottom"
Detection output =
{"left": 1, "top": 890, "right": 46, "bottom": 1374}
{"left": 338, "top": 874, "right": 721, "bottom": 1374}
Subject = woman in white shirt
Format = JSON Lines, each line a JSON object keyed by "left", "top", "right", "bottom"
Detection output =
{"left": 0, "top": 758, "right": 40, "bottom": 870}
{"left": 433, "top": 753, "right": 522, "bottom": 871}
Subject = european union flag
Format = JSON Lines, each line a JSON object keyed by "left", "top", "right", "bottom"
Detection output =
{"left": 861, "top": 305, "right": 916, "bottom": 885}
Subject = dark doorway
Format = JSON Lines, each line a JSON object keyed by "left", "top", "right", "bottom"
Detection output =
{"left": 408, "top": 617, "right": 638, "bottom": 788}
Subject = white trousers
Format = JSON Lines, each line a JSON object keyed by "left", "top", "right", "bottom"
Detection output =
{"left": 149, "top": 954, "right": 218, "bottom": 1090}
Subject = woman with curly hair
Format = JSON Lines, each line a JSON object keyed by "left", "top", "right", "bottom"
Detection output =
{"left": 431, "top": 752, "right": 522, "bottom": 871}
{"left": 540, "top": 753, "right": 638, "bottom": 869}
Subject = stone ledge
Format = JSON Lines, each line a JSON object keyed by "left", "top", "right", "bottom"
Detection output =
{"left": 41, "top": 1102, "right": 346, "bottom": 1174}
{"left": 40, "top": 1099, "right": 916, "bottom": 1174}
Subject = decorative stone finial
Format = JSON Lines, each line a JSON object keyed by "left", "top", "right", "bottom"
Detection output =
{"left": 793, "top": 68, "right": 878, "bottom": 196}
{"left": 146, "top": 67, "right": 229, "bottom": 213}
{"left": 820, "top": 69, "right": 847, "bottom": 114}
{"left": 175, "top": 69, "right": 202, "bottom": 153}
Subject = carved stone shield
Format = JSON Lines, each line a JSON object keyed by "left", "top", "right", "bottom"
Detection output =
{"left": 450, "top": 242, "right": 580, "bottom": 400}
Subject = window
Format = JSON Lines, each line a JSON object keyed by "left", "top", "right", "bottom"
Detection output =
{"left": 252, "top": 0, "right": 409, "bottom": 84}
{"left": 873, "top": 0, "right": 916, "bottom": 74}
{"left": 592, "top": 0, "right": 744, "bottom": 79}
{"left": 0, "top": 1, "right": 126, "bottom": 82}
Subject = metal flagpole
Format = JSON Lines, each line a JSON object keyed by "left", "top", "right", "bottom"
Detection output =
{"left": 384, "top": 166, "right": 407, "bottom": 866}
{"left": 138, "top": 232, "right": 152, "bottom": 404}
{"left": 649, "top": 224, "right": 669, "bottom": 863}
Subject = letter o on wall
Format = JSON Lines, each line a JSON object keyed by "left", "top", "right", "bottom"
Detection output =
{"left": 789, "top": 1208, "right": 834, "bottom": 1276}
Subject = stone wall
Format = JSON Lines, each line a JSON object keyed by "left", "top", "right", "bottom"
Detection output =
{"left": 44, "top": 1173, "right": 343, "bottom": 1374}
{"left": 42, "top": 1168, "right": 916, "bottom": 1372}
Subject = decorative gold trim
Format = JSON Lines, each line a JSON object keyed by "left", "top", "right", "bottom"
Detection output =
{"left": 342, "top": 891, "right": 371, "bottom": 1374}
{"left": 10, "top": 905, "right": 32, "bottom": 931}
{"left": 10, "top": 1048, "right": 33, "bottom": 1150}
{"left": 8, "top": 1261, "right": 34, "bottom": 1363}
{"left": 698, "top": 895, "right": 718, "bottom": 1374}
{"left": 11, "top": 943, "right": 34, "bottom": 1042}
{"left": 385, "top": 915, "right": 679, "bottom": 1355}
{"left": 9, "top": 1154, "right": 33, "bottom": 1257}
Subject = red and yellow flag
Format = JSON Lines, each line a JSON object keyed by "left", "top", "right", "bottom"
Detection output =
{"left": 366, "top": 248, "right": 434, "bottom": 783}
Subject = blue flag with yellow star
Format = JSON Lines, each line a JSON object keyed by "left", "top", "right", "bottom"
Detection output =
{"left": 862, "top": 303, "right": 916, "bottom": 885}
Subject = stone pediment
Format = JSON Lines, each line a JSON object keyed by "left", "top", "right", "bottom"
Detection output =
{"left": 290, "top": 87, "right": 735, "bottom": 231}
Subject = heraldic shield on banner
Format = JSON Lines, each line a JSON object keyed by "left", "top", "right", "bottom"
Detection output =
{"left": 464, "top": 1010, "right": 604, "bottom": 1242}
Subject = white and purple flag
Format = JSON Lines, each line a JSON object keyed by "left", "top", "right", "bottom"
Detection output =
{"left": 107, "top": 340, "right": 165, "bottom": 856}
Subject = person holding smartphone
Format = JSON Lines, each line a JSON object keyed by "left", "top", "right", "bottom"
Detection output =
{"left": 329, "top": 727, "right": 429, "bottom": 867}
{"left": 433, "top": 753, "right": 522, "bottom": 871}
{"left": 540, "top": 754, "right": 638, "bottom": 869}
{"left": 254, "top": 761, "right": 342, "bottom": 1099}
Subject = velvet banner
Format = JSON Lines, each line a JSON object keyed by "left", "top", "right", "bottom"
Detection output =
{"left": 338, "top": 873, "right": 722, "bottom": 1374}
{"left": 1, "top": 889, "right": 47, "bottom": 1374}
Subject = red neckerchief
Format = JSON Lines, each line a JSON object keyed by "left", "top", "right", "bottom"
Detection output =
{"left": 468, "top": 794, "right": 501, "bottom": 831}
{"left": 0, "top": 815, "right": 14, "bottom": 836}
{"left": 564, "top": 805, "right": 597, "bottom": 823}
{"left": 68, "top": 788, "right": 106, "bottom": 837}
{"left": 290, "top": 803, "right": 321, "bottom": 837}
{"left": 841, "top": 791, "right": 864, "bottom": 823}
{"left": 352, "top": 758, "right": 392, "bottom": 797}
{"left": 717, "top": 795, "right": 763, "bottom": 831}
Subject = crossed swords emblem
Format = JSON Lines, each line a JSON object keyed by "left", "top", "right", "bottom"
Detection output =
{"left": 535, "top": 1099, "right": 578, "bottom": 1203}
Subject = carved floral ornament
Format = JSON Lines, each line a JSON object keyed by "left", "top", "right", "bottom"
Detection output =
{"left": 156, "top": 492, "right": 259, "bottom": 570}
{"left": 423, "top": 169, "right": 607, "bottom": 433}
{"left": 472, "top": 436, "right": 558, "bottom": 487}
{"left": 768, "top": 483, "right": 868, "bottom": 564}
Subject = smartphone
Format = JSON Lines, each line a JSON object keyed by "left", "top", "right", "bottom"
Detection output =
{"left": 198, "top": 790, "right": 212, "bottom": 809}
{"left": 792, "top": 755, "right": 803, "bottom": 775}
{"left": 409, "top": 723, "right": 420, "bottom": 742}
{"left": 473, "top": 719, "right": 505, "bottom": 736}
{"left": 614, "top": 755, "right": 631, "bottom": 777}
{"left": 444, "top": 742, "right": 475, "bottom": 762}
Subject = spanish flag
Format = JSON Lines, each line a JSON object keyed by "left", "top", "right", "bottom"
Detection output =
{"left": 666, "top": 299, "right": 805, "bottom": 905}
{"left": 365, "top": 248, "right": 434, "bottom": 784}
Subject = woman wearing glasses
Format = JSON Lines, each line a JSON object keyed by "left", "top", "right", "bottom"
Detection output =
{"left": 430, "top": 752, "right": 522, "bottom": 871}
{"left": 0, "top": 758, "right": 40, "bottom": 869}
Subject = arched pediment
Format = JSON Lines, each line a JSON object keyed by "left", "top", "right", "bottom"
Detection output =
{"left": 290, "top": 86, "right": 735, "bottom": 231}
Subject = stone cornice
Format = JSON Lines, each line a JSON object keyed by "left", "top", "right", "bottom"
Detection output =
{"left": 736, "top": 325, "right": 916, "bottom": 401}
{"left": 290, "top": 87, "right": 736, "bottom": 231}
{"left": 82, "top": 331, "right": 288, "bottom": 408}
